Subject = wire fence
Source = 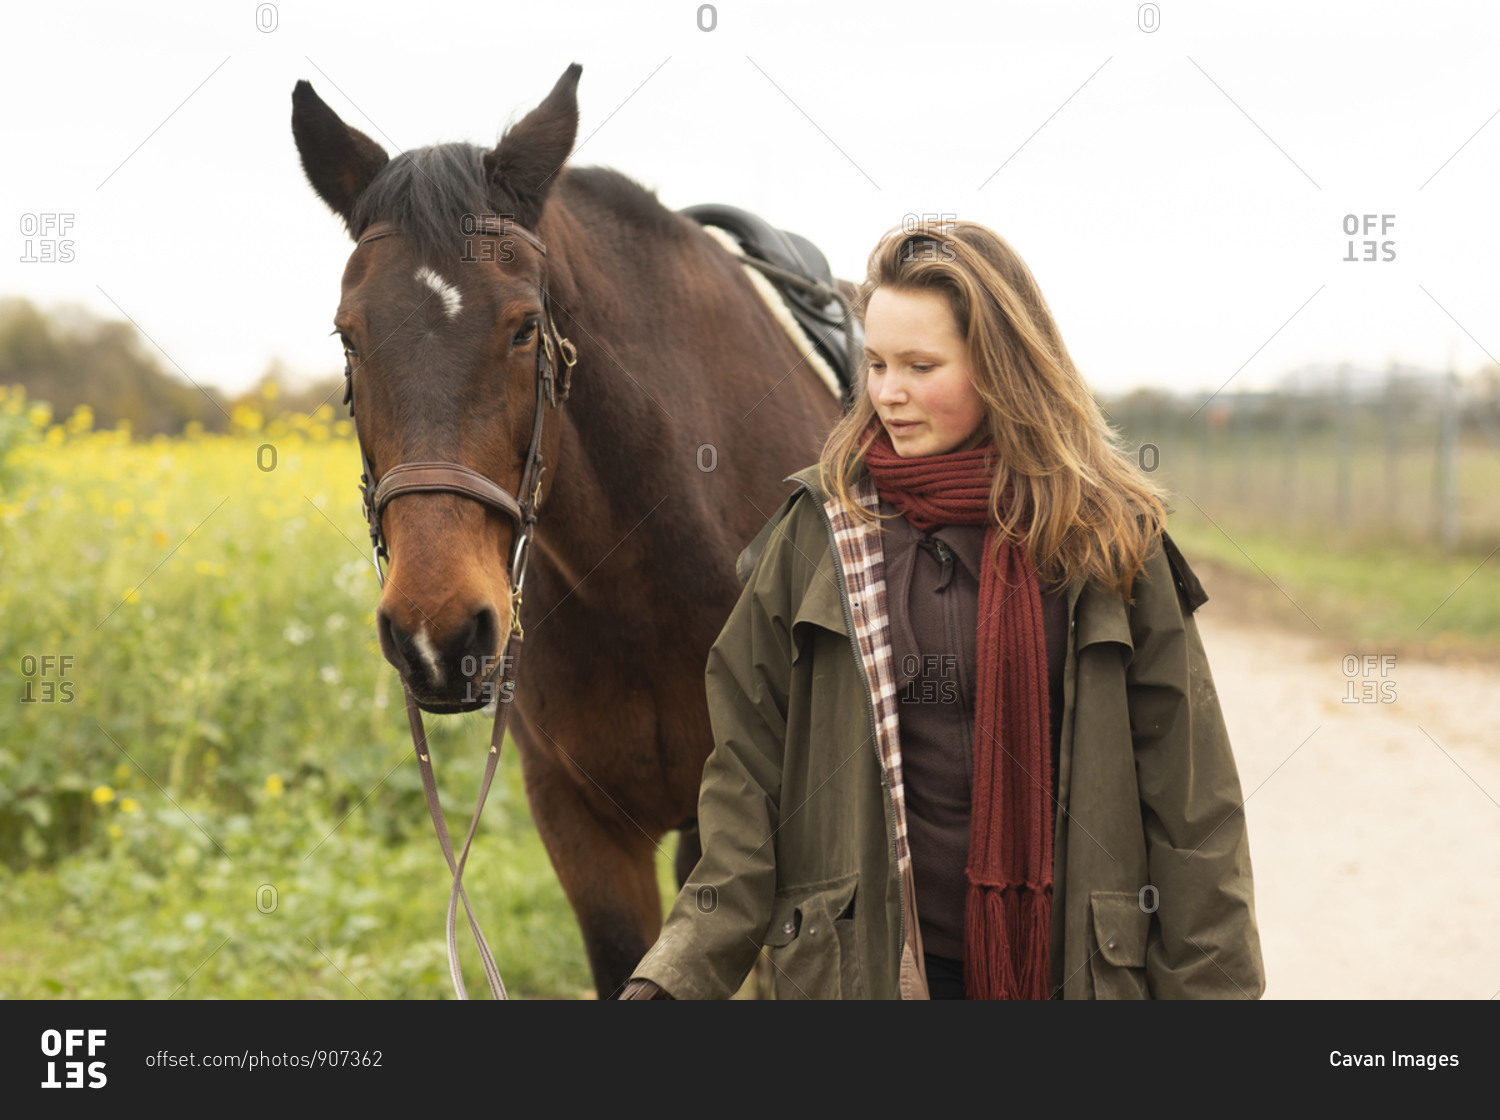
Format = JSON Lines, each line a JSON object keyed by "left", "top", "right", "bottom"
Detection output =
{"left": 1101, "top": 363, "right": 1500, "bottom": 552}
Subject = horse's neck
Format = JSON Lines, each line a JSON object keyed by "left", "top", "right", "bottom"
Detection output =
{"left": 531, "top": 212, "right": 684, "bottom": 574}
{"left": 530, "top": 197, "right": 828, "bottom": 594}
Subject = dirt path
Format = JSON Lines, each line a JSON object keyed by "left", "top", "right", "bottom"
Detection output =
{"left": 1194, "top": 592, "right": 1500, "bottom": 999}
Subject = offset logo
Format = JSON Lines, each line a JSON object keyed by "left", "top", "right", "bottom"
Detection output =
{"left": 19, "top": 654, "right": 75, "bottom": 703}
{"left": 1342, "top": 214, "right": 1396, "bottom": 262}
{"left": 19, "top": 213, "right": 76, "bottom": 263}
{"left": 40, "top": 1029, "right": 107, "bottom": 1088}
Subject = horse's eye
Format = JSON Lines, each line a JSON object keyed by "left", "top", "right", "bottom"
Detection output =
{"left": 337, "top": 332, "right": 358, "bottom": 361}
{"left": 513, "top": 320, "right": 538, "bottom": 346}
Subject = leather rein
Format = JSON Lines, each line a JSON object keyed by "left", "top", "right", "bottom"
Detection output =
{"left": 342, "top": 214, "right": 577, "bottom": 999}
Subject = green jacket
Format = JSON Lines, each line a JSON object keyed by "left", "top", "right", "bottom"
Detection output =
{"left": 630, "top": 463, "right": 1265, "bottom": 999}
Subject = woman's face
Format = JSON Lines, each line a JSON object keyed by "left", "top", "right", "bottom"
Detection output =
{"left": 864, "top": 286, "right": 988, "bottom": 458}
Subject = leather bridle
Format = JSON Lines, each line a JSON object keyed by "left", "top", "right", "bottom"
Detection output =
{"left": 341, "top": 213, "right": 577, "bottom": 1000}
{"left": 349, "top": 214, "right": 575, "bottom": 630}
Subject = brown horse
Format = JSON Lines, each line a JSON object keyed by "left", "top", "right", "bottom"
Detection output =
{"left": 292, "top": 63, "right": 846, "bottom": 996}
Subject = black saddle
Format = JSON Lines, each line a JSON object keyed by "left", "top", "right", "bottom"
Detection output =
{"left": 680, "top": 202, "right": 860, "bottom": 411}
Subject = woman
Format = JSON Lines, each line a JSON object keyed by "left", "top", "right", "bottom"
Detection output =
{"left": 620, "top": 220, "right": 1265, "bottom": 999}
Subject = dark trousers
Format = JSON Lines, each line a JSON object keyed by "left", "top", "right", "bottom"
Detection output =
{"left": 925, "top": 953, "right": 965, "bottom": 999}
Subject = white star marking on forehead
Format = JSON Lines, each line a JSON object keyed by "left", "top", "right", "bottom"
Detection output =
{"left": 414, "top": 266, "right": 462, "bottom": 320}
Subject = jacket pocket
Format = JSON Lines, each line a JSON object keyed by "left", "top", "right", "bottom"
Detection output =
{"left": 1088, "top": 890, "right": 1152, "bottom": 999}
{"left": 761, "top": 873, "right": 862, "bottom": 999}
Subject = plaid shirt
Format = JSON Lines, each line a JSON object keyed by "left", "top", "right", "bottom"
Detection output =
{"left": 817, "top": 473, "right": 930, "bottom": 997}
{"left": 823, "top": 474, "right": 911, "bottom": 870}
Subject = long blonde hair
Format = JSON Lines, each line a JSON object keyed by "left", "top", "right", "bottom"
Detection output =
{"left": 819, "top": 220, "right": 1168, "bottom": 602}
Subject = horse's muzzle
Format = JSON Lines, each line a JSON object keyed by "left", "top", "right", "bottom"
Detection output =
{"left": 377, "top": 603, "right": 505, "bottom": 712}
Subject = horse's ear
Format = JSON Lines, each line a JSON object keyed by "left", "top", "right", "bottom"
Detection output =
{"left": 483, "top": 63, "right": 582, "bottom": 228}
{"left": 291, "top": 80, "right": 389, "bottom": 234}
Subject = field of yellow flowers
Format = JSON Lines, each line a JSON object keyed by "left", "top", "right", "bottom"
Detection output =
{"left": 0, "top": 385, "right": 659, "bottom": 998}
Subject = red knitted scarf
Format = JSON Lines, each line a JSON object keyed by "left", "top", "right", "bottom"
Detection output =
{"left": 862, "top": 418, "right": 1053, "bottom": 1000}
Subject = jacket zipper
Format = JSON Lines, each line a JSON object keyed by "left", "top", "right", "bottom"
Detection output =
{"left": 933, "top": 540, "right": 974, "bottom": 780}
{"left": 790, "top": 478, "right": 906, "bottom": 961}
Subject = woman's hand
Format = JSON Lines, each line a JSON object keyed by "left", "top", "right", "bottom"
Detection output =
{"left": 618, "top": 978, "right": 673, "bottom": 1000}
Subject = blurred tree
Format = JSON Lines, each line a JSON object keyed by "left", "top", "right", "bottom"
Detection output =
{"left": 0, "top": 297, "right": 231, "bottom": 436}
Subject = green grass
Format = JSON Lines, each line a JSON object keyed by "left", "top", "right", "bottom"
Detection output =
{"left": 0, "top": 738, "right": 688, "bottom": 999}
{"left": 1165, "top": 516, "right": 1500, "bottom": 654}
{"left": 0, "top": 727, "right": 569, "bottom": 1000}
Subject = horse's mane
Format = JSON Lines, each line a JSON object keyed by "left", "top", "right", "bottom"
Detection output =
{"left": 349, "top": 143, "right": 681, "bottom": 264}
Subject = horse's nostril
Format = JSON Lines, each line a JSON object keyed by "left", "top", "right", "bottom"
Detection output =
{"left": 426, "top": 606, "right": 503, "bottom": 682}
{"left": 377, "top": 610, "right": 413, "bottom": 677}
{"left": 472, "top": 606, "right": 501, "bottom": 667}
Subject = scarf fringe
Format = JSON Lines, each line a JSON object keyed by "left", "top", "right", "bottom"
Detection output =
{"left": 963, "top": 880, "right": 1053, "bottom": 1000}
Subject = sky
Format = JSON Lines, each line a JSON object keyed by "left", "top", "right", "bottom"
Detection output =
{"left": 4, "top": 0, "right": 1499, "bottom": 398}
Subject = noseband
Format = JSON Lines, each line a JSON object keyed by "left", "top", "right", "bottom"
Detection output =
{"left": 341, "top": 214, "right": 577, "bottom": 1000}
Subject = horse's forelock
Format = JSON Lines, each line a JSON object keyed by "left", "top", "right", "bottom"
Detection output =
{"left": 349, "top": 143, "right": 494, "bottom": 265}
